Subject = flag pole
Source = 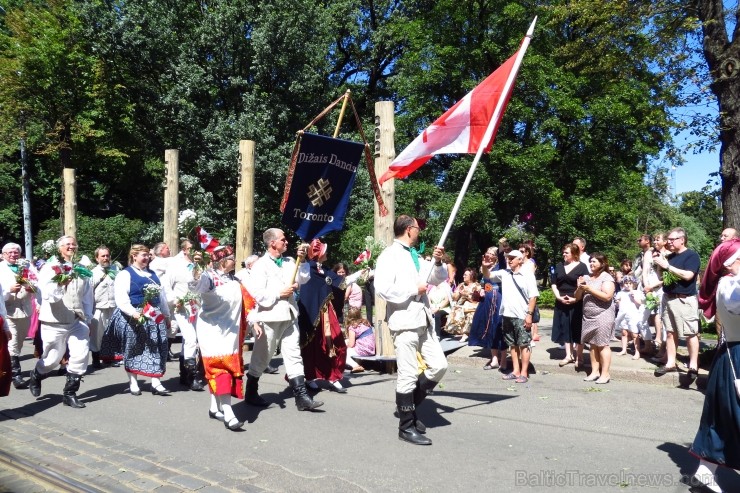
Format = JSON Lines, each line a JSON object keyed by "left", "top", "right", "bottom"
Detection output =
{"left": 435, "top": 17, "right": 537, "bottom": 249}
{"left": 333, "top": 89, "right": 351, "bottom": 138}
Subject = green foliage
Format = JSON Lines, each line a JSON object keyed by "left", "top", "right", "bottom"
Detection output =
{"left": 35, "top": 214, "right": 146, "bottom": 262}
{"left": 537, "top": 288, "right": 555, "bottom": 309}
{"left": 0, "top": 0, "right": 724, "bottom": 275}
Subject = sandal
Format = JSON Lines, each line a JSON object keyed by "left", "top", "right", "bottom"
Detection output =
{"left": 483, "top": 362, "right": 499, "bottom": 370}
{"left": 502, "top": 373, "right": 518, "bottom": 381}
{"left": 515, "top": 376, "right": 528, "bottom": 384}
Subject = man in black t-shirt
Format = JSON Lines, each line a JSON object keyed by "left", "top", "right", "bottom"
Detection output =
{"left": 652, "top": 227, "right": 701, "bottom": 378}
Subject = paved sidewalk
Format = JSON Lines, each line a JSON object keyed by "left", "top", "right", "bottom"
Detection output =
{"left": 446, "top": 316, "right": 711, "bottom": 388}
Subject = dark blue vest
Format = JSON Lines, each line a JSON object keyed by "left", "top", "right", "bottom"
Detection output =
{"left": 126, "top": 266, "right": 162, "bottom": 307}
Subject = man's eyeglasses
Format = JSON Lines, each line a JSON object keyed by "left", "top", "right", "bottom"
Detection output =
{"left": 666, "top": 237, "right": 682, "bottom": 242}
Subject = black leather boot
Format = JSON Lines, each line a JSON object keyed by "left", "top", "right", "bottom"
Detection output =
{"left": 28, "top": 367, "right": 47, "bottom": 397}
{"left": 289, "top": 375, "right": 323, "bottom": 411}
{"left": 245, "top": 374, "right": 270, "bottom": 407}
{"left": 179, "top": 355, "right": 189, "bottom": 387}
{"left": 62, "top": 374, "right": 86, "bottom": 408}
{"left": 10, "top": 356, "right": 29, "bottom": 389}
{"left": 190, "top": 356, "right": 206, "bottom": 391}
{"left": 409, "top": 373, "right": 439, "bottom": 433}
{"left": 414, "top": 372, "right": 439, "bottom": 405}
{"left": 397, "top": 392, "right": 432, "bottom": 445}
{"left": 91, "top": 352, "right": 103, "bottom": 369}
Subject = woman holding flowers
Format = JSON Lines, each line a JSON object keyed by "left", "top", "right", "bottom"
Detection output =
{"left": 102, "top": 244, "right": 171, "bottom": 396}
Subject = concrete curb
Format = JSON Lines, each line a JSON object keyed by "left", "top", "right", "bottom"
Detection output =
{"left": 445, "top": 319, "right": 710, "bottom": 388}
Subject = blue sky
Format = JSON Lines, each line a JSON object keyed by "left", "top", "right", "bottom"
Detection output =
{"left": 675, "top": 149, "right": 718, "bottom": 195}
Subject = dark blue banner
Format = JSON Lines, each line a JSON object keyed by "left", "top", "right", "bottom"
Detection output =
{"left": 281, "top": 133, "right": 364, "bottom": 240}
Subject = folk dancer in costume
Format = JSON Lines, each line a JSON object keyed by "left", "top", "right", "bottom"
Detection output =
{"left": 30, "top": 236, "right": 93, "bottom": 408}
{"left": 0, "top": 242, "right": 39, "bottom": 389}
{"left": 101, "top": 244, "right": 171, "bottom": 396}
{"left": 691, "top": 238, "right": 740, "bottom": 493}
{"left": 244, "top": 228, "right": 322, "bottom": 411}
{"left": 191, "top": 245, "right": 255, "bottom": 431}
{"left": 298, "top": 239, "right": 360, "bottom": 393}
{"left": 375, "top": 215, "right": 448, "bottom": 445}
{"left": 165, "top": 249, "right": 206, "bottom": 391}
{"left": 1, "top": 284, "right": 12, "bottom": 397}
{"left": 90, "top": 246, "right": 117, "bottom": 369}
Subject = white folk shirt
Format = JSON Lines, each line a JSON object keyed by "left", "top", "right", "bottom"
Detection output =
{"left": 488, "top": 268, "right": 539, "bottom": 320}
{"left": 164, "top": 256, "right": 195, "bottom": 311}
{"left": 374, "top": 240, "right": 448, "bottom": 332}
{"left": 245, "top": 254, "right": 309, "bottom": 323}
{"left": 718, "top": 275, "right": 740, "bottom": 343}
{"left": 38, "top": 259, "right": 94, "bottom": 325}
{"left": 92, "top": 265, "right": 116, "bottom": 309}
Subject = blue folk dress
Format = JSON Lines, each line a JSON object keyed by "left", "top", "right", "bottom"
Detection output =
{"left": 100, "top": 267, "right": 169, "bottom": 377}
{"left": 690, "top": 275, "right": 740, "bottom": 469}
{"left": 468, "top": 278, "right": 505, "bottom": 350}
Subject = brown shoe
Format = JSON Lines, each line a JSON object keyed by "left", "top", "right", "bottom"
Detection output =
{"left": 351, "top": 366, "right": 365, "bottom": 373}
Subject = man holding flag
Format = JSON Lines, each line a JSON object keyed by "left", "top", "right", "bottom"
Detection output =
{"left": 375, "top": 215, "right": 448, "bottom": 445}
{"left": 244, "top": 228, "right": 323, "bottom": 411}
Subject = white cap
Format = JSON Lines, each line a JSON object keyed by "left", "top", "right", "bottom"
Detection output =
{"left": 506, "top": 250, "right": 523, "bottom": 259}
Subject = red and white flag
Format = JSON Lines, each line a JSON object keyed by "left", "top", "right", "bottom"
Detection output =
{"left": 379, "top": 50, "right": 523, "bottom": 184}
{"left": 354, "top": 249, "right": 371, "bottom": 265}
{"left": 196, "top": 226, "right": 220, "bottom": 253}
{"left": 142, "top": 303, "right": 165, "bottom": 324}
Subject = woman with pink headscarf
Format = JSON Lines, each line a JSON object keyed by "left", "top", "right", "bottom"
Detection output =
{"left": 690, "top": 238, "right": 740, "bottom": 493}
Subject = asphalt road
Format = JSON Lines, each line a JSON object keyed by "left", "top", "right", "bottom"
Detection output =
{"left": 2, "top": 334, "right": 737, "bottom": 493}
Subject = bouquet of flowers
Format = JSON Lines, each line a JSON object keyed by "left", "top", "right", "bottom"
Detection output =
{"left": 40, "top": 239, "right": 56, "bottom": 260}
{"left": 16, "top": 259, "right": 38, "bottom": 293}
{"left": 645, "top": 292, "right": 659, "bottom": 312}
{"left": 176, "top": 292, "right": 201, "bottom": 324}
{"left": 138, "top": 283, "right": 164, "bottom": 324}
{"left": 51, "top": 257, "right": 94, "bottom": 285}
{"left": 178, "top": 209, "right": 198, "bottom": 235}
{"left": 178, "top": 209, "right": 213, "bottom": 270}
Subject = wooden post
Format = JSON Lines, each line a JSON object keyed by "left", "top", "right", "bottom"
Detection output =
{"left": 163, "top": 150, "right": 179, "bottom": 252}
{"left": 374, "top": 101, "right": 396, "bottom": 366}
{"left": 236, "top": 140, "right": 255, "bottom": 263}
{"left": 63, "top": 168, "right": 77, "bottom": 238}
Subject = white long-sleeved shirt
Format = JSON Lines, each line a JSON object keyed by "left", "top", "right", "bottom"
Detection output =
{"left": 113, "top": 266, "right": 170, "bottom": 318}
{"left": 374, "top": 240, "right": 447, "bottom": 331}
{"left": 245, "top": 253, "right": 309, "bottom": 322}
{"left": 37, "top": 259, "right": 94, "bottom": 324}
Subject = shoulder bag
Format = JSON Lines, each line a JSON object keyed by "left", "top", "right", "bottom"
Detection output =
{"left": 510, "top": 272, "right": 540, "bottom": 323}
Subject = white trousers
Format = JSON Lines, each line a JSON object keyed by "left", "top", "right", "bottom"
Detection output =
{"left": 7, "top": 316, "right": 31, "bottom": 357}
{"left": 248, "top": 319, "right": 304, "bottom": 379}
{"left": 89, "top": 307, "right": 114, "bottom": 352}
{"left": 36, "top": 320, "right": 90, "bottom": 376}
{"left": 174, "top": 312, "right": 198, "bottom": 360}
{"left": 392, "top": 325, "right": 448, "bottom": 394}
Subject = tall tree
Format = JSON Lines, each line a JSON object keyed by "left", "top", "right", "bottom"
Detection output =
{"left": 692, "top": 0, "right": 740, "bottom": 227}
